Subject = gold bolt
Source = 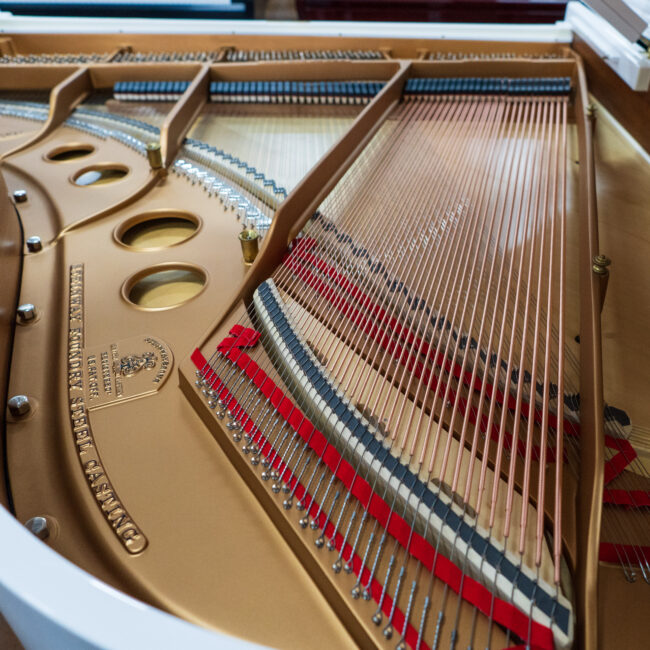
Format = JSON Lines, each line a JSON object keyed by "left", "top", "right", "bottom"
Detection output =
{"left": 239, "top": 228, "right": 259, "bottom": 265}
{"left": 146, "top": 142, "right": 163, "bottom": 170}
{"left": 592, "top": 254, "right": 611, "bottom": 275}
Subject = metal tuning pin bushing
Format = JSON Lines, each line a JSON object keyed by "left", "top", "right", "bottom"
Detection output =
{"left": 146, "top": 142, "right": 163, "bottom": 170}
{"left": 239, "top": 228, "right": 259, "bottom": 265}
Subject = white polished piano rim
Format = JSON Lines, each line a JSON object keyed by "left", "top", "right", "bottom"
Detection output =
{"left": 0, "top": 6, "right": 645, "bottom": 649}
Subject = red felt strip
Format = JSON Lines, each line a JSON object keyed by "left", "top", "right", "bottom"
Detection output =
{"left": 599, "top": 543, "right": 650, "bottom": 564}
{"left": 216, "top": 323, "right": 261, "bottom": 352}
{"left": 192, "top": 345, "right": 556, "bottom": 650}
{"left": 603, "top": 436, "right": 638, "bottom": 485}
{"left": 603, "top": 489, "right": 650, "bottom": 508}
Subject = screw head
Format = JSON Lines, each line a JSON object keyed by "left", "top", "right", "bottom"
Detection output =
{"left": 8, "top": 394, "right": 31, "bottom": 418}
{"left": 17, "top": 303, "right": 36, "bottom": 322}
{"left": 593, "top": 254, "right": 611, "bottom": 268}
{"left": 25, "top": 516, "right": 50, "bottom": 540}
{"left": 13, "top": 189, "right": 27, "bottom": 203}
{"left": 26, "top": 236, "right": 42, "bottom": 252}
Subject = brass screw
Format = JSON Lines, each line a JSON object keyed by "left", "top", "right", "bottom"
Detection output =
{"left": 146, "top": 142, "right": 163, "bottom": 170}
{"left": 239, "top": 228, "right": 259, "bottom": 265}
{"left": 586, "top": 103, "right": 597, "bottom": 119}
{"left": 592, "top": 254, "right": 611, "bottom": 275}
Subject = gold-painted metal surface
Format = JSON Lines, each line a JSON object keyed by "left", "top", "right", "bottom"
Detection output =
{"left": 0, "top": 35, "right": 647, "bottom": 650}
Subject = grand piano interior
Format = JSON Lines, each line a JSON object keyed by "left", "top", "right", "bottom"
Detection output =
{"left": 0, "top": 2, "right": 649, "bottom": 649}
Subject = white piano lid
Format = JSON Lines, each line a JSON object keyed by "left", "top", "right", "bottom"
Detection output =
{"left": 567, "top": 1, "right": 650, "bottom": 90}
{"left": 0, "top": 505, "right": 262, "bottom": 650}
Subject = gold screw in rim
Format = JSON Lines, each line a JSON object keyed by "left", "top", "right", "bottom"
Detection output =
{"left": 592, "top": 254, "right": 611, "bottom": 275}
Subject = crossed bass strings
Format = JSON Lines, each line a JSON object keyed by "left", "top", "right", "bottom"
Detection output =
{"left": 194, "top": 81, "right": 589, "bottom": 649}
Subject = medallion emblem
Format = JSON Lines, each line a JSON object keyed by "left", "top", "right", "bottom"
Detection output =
{"left": 115, "top": 352, "right": 157, "bottom": 377}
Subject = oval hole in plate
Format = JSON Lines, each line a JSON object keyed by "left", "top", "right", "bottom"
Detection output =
{"left": 118, "top": 212, "right": 199, "bottom": 250}
{"left": 125, "top": 265, "right": 206, "bottom": 310}
{"left": 46, "top": 144, "right": 94, "bottom": 162}
{"left": 74, "top": 165, "right": 128, "bottom": 187}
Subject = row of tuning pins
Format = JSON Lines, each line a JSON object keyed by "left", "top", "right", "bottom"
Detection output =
{"left": 194, "top": 367, "right": 424, "bottom": 650}
{"left": 173, "top": 158, "right": 273, "bottom": 232}
{"left": 426, "top": 51, "right": 562, "bottom": 60}
{"left": 112, "top": 50, "right": 218, "bottom": 62}
{"left": 184, "top": 140, "right": 288, "bottom": 200}
{"left": 224, "top": 49, "right": 384, "bottom": 61}
{"left": 0, "top": 52, "right": 106, "bottom": 64}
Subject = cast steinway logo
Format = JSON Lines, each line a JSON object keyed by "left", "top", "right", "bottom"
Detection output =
{"left": 84, "top": 335, "right": 172, "bottom": 408}
{"left": 115, "top": 351, "right": 157, "bottom": 377}
{"left": 67, "top": 263, "right": 172, "bottom": 555}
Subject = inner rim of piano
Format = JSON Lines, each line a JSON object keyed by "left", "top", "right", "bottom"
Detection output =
{"left": 2, "top": 46, "right": 646, "bottom": 650}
